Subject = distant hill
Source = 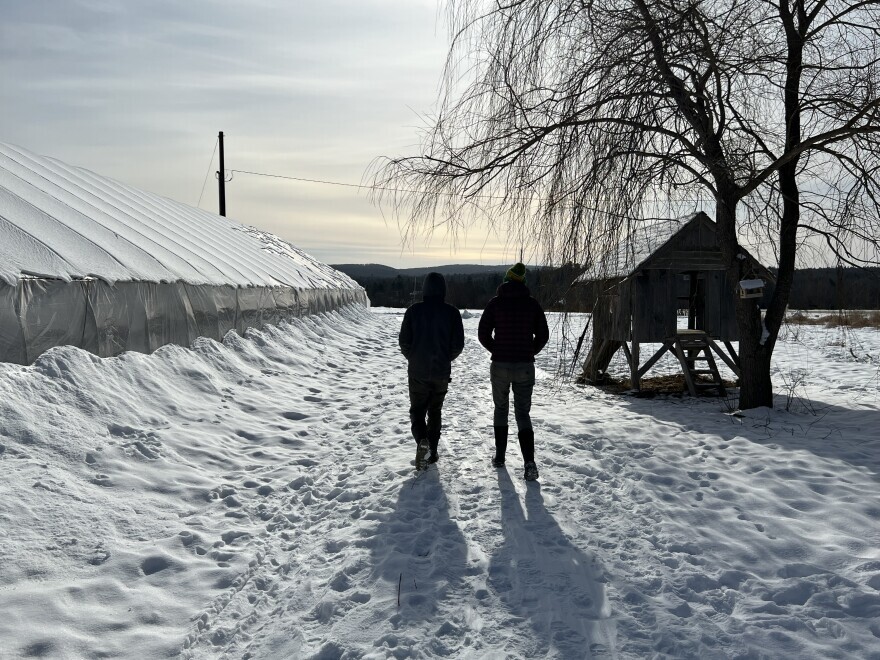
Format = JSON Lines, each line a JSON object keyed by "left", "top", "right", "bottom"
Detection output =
{"left": 332, "top": 263, "right": 507, "bottom": 279}
{"left": 330, "top": 264, "right": 400, "bottom": 279}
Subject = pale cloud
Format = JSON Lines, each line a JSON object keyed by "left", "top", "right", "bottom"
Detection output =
{"left": 0, "top": 0, "right": 510, "bottom": 267}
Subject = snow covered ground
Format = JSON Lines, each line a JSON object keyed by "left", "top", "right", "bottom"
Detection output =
{"left": 0, "top": 306, "right": 878, "bottom": 659}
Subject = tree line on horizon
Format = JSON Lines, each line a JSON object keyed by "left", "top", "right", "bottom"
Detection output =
{"left": 349, "top": 266, "right": 880, "bottom": 312}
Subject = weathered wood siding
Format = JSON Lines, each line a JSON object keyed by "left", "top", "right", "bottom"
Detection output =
{"left": 592, "top": 279, "right": 631, "bottom": 342}
{"left": 718, "top": 271, "right": 739, "bottom": 339}
{"left": 633, "top": 270, "right": 676, "bottom": 342}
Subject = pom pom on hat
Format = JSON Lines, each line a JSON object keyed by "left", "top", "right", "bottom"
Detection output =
{"left": 504, "top": 262, "right": 527, "bottom": 283}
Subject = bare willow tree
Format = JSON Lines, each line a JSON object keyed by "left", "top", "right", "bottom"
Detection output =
{"left": 373, "top": 0, "right": 880, "bottom": 409}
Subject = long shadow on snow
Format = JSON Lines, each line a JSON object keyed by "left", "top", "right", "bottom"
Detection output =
{"left": 369, "top": 466, "right": 468, "bottom": 625}
{"left": 616, "top": 393, "right": 880, "bottom": 482}
{"left": 489, "top": 469, "right": 613, "bottom": 658}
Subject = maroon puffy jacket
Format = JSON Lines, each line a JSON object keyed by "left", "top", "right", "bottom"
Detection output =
{"left": 478, "top": 281, "right": 549, "bottom": 362}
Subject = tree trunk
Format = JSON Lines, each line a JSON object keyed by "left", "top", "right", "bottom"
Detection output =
{"left": 733, "top": 290, "right": 774, "bottom": 409}
{"left": 737, "top": 336, "right": 774, "bottom": 409}
{"left": 714, "top": 191, "right": 775, "bottom": 409}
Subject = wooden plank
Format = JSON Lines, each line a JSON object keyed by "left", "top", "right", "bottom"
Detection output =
{"left": 592, "top": 294, "right": 614, "bottom": 338}
{"left": 723, "top": 340, "right": 740, "bottom": 367}
{"left": 708, "top": 338, "right": 740, "bottom": 376}
{"left": 702, "top": 270, "right": 723, "bottom": 337}
{"left": 658, "top": 271, "right": 676, "bottom": 339}
{"left": 621, "top": 340, "right": 633, "bottom": 369}
{"left": 702, "top": 345, "right": 727, "bottom": 396}
{"left": 636, "top": 342, "right": 671, "bottom": 379}
{"left": 634, "top": 269, "right": 676, "bottom": 342}
{"left": 612, "top": 280, "right": 633, "bottom": 341}
{"left": 632, "top": 341, "right": 640, "bottom": 390}
{"left": 717, "top": 271, "right": 739, "bottom": 340}
{"left": 648, "top": 256, "right": 727, "bottom": 270}
{"left": 632, "top": 273, "right": 652, "bottom": 342}
{"left": 673, "top": 339, "right": 698, "bottom": 396}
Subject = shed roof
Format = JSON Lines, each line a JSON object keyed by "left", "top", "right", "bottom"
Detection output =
{"left": 578, "top": 213, "right": 701, "bottom": 281}
{"left": 0, "top": 142, "right": 358, "bottom": 291}
{"left": 578, "top": 212, "right": 773, "bottom": 282}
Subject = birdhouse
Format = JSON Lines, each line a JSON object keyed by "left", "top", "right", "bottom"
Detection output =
{"left": 738, "top": 279, "right": 765, "bottom": 299}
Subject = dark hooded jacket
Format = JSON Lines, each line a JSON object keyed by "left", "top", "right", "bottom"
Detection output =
{"left": 478, "top": 280, "right": 549, "bottom": 362}
{"left": 399, "top": 272, "right": 465, "bottom": 380}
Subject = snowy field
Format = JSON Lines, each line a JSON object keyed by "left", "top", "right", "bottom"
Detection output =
{"left": 0, "top": 306, "right": 878, "bottom": 659}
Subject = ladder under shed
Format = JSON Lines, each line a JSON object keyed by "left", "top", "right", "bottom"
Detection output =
{"left": 672, "top": 330, "right": 726, "bottom": 396}
{"left": 619, "top": 329, "right": 741, "bottom": 396}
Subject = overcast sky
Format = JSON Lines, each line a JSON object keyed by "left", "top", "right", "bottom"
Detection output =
{"left": 0, "top": 0, "right": 515, "bottom": 268}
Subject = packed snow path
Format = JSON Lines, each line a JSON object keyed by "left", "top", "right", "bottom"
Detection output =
{"left": 1, "top": 306, "right": 879, "bottom": 659}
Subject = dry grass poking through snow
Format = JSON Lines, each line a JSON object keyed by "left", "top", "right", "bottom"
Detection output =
{"left": 786, "top": 310, "right": 880, "bottom": 328}
{"left": 587, "top": 374, "right": 738, "bottom": 397}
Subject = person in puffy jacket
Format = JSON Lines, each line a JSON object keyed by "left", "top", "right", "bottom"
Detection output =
{"left": 399, "top": 272, "right": 465, "bottom": 469}
{"left": 477, "top": 262, "right": 549, "bottom": 481}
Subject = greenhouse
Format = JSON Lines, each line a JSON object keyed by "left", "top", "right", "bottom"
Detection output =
{"left": 0, "top": 142, "right": 367, "bottom": 364}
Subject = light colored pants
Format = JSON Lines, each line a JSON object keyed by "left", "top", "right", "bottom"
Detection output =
{"left": 490, "top": 362, "right": 535, "bottom": 430}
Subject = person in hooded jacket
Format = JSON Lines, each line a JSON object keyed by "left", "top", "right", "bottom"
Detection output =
{"left": 399, "top": 272, "right": 465, "bottom": 469}
{"left": 478, "top": 263, "right": 549, "bottom": 481}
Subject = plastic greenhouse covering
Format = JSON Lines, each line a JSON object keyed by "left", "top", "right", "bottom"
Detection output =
{"left": 0, "top": 142, "right": 367, "bottom": 364}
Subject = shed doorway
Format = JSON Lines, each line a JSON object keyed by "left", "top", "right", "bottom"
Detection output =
{"left": 678, "top": 271, "right": 706, "bottom": 331}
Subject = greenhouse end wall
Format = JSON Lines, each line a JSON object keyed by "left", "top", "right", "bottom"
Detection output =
{"left": 0, "top": 278, "right": 368, "bottom": 365}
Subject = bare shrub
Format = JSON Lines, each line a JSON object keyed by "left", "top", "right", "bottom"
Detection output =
{"left": 778, "top": 368, "right": 816, "bottom": 414}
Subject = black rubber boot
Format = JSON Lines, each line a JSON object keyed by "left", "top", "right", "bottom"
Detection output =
{"left": 492, "top": 426, "right": 508, "bottom": 467}
{"left": 518, "top": 428, "right": 535, "bottom": 464}
{"left": 519, "top": 428, "right": 537, "bottom": 480}
{"left": 415, "top": 439, "right": 430, "bottom": 471}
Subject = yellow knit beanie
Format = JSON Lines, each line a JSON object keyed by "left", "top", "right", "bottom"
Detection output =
{"left": 504, "top": 262, "right": 527, "bottom": 283}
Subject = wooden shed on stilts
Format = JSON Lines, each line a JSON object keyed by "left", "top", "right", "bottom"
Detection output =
{"left": 580, "top": 212, "right": 774, "bottom": 396}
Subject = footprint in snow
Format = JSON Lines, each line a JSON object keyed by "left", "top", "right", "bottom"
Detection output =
{"left": 141, "top": 555, "right": 172, "bottom": 576}
{"left": 91, "top": 474, "right": 113, "bottom": 487}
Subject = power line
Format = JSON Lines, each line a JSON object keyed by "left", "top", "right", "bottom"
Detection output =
{"left": 197, "top": 138, "right": 219, "bottom": 208}
{"left": 229, "top": 167, "right": 714, "bottom": 205}
{"left": 228, "top": 166, "right": 793, "bottom": 263}
{"left": 231, "top": 169, "right": 372, "bottom": 191}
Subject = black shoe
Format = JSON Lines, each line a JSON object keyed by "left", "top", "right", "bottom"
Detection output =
{"left": 491, "top": 455, "right": 505, "bottom": 468}
{"left": 415, "top": 440, "right": 429, "bottom": 470}
{"left": 524, "top": 461, "right": 539, "bottom": 481}
{"left": 427, "top": 451, "right": 439, "bottom": 464}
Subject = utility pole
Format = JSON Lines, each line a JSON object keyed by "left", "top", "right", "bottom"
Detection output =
{"left": 217, "top": 131, "right": 226, "bottom": 216}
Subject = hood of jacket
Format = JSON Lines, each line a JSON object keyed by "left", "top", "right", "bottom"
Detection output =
{"left": 422, "top": 271, "right": 446, "bottom": 301}
{"left": 497, "top": 280, "right": 530, "bottom": 298}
